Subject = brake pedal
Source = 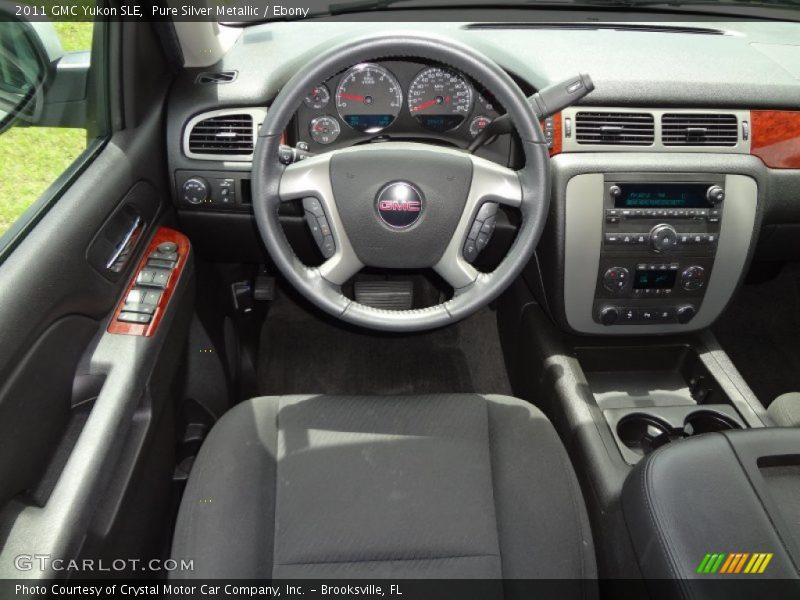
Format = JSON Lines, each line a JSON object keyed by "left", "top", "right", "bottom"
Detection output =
{"left": 354, "top": 280, "right": 413, "bottom": 310}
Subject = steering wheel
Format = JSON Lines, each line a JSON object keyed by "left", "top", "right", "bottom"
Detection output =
{"left": 252, "top": 33, "right": 550, "bottom": 332}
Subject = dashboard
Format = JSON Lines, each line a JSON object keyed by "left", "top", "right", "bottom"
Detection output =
{"left": 293, "top": 60, "right": 513, "bottom": 154}
{"left": 166, "top": 16, "right": 800, "bottom": 336}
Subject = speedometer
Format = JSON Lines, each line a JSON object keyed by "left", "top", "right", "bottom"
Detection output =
{"left": 408, "top": 67, "right": 473, "bottom": 132}
{"left": 336, "top": 64, "right": 402, "bottom": 133}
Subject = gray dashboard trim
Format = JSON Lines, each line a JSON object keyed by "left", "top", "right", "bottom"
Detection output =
{"left": 542, "top": 152, "right": 768, "bottom": 336}
{"left": 564, "top": 173, "right": 757, "bottom": 334}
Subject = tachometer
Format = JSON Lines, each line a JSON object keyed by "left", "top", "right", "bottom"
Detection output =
{"left": 408, "top": 67, "right": 473, "bottom": 132}
{"left": 336, "top": 64, "right": 402, "bottom": 133}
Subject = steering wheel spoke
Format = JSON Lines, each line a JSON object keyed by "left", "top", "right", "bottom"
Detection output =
{"left": 279, "top": 153, "right": 364, "bottom": 287}
{"left": 468, "top": 156, "right": 523, "bottom": 209}
{"left": 433, "top": 156, "right": 522, "bottom": 290}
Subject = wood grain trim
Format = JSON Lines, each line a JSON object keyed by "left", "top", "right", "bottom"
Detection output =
{"left": 548, "top": 111, "right": 563, "bottom": 157}
{"left": 107, "top": 227, "right": 191, "bottom": 337}
{"left": 751, "top": 110, "right": 800, "bottom": 169}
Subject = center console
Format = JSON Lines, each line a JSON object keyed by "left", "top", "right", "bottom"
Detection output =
{"left": 563, "top": 172, "right": 758, "bottom": 335}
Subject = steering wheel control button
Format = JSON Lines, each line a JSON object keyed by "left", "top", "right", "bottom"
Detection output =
{"left": 375, "top": 181, "right": 424, "bottom": 229}
{"left": 603, "top": 267, "right": 630, "bottom": 293}
{"left": 463, "top": 202, "right": 499, "bottom": 263}
{"left": 681, "top": 266, "right": 707, "bottom": 291}
{"left": 302, "top": 198, "right": 336, "bottom": 259}
{"left": 463, "top": 239, "right": 479, "bottom": 263}
{"left": 476, "top": 202, "right": 499, "bottom": 221}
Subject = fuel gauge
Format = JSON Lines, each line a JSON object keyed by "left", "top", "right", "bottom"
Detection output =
{"left": 309, "top": 115, "right": 341, "bottom": 145}
{"left": 304, "top": 85, "right": 331, "bottom": 110}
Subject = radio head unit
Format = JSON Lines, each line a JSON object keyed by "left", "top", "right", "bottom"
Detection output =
{"left": 611, "top": 182, "right": 722, "bottom": 209}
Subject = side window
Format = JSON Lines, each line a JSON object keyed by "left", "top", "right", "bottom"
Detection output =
{"left": 0, "top": 17, "right": 104, "bottom": 240}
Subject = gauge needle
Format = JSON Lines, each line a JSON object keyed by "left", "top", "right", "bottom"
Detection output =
{"left": 338, "top": 93, "right": 366, "bottom": 101}
{"left": 412, "top": 99, "right": 438, "bottom": 112}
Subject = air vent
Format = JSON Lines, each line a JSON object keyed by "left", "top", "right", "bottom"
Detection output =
{"left": 196, "top": 70, "right": 238, "bottom": 84}
{"left": 662, "top": 113, "right": 738, "bottom": 146}
{"left": 575, "top": 112, "right": 655, "bottom": 146}
{"left": 187, "top": 113, "right": 254, "bottom": 157}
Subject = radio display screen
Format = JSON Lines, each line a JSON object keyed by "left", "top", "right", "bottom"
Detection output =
{"left": 615, "top": 183, "right": 711, "bottom": 208}
{"left": 634, "top": 269, "right": 677, "bottom": 290}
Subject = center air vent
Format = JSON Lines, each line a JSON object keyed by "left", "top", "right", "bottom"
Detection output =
{"left": 186, "top": 113, "right": 255, "bottom": 158}
{"left": 662, "top": 113, "right": 738, "bottom": 146}
{"left": 575, "top": 112, "right": 655, "bottom": 146}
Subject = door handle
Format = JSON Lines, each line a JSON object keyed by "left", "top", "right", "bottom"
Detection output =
{"left": 105, "top": 215, "right": 143, "bottom": 272}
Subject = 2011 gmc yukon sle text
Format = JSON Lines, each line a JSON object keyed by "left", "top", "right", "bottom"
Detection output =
{"left": 1, "top": 2, "right": 800, "bottom": 599}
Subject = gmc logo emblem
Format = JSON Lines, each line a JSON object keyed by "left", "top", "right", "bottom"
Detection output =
{"left": 375, "top": 182, "right": 424, "bottom": 228}
{"left": 378, "top": 200, "right": 421, "bottom": 212}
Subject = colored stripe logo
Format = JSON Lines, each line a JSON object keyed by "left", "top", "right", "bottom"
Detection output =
{"left": 697, "top": 552, "right": 773, "bottom": 574}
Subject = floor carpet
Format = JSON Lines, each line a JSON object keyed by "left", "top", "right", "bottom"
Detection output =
{"left": 257, "top": 291, "right": 513, "bottom": 397}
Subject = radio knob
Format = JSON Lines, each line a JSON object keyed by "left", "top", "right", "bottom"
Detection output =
{"left": 609, "top": 185, "right": 622, "bottom": 199}
{"left": 599, "top": 306, "right": 620, "bottom": 325}
{"left": 650, "top": 224, "right": 678, "bottom": 252}
{"left": 676, "top": 304, "right": 697, "bottom": 324}
{"left": 706, "top": 185, "right": 725, "bottom": 205}
{"left": 182, "top": 177, "right": 210, "bottom": 205}
{"left": 603, "top": 267, "right": 630, "bottom": 293}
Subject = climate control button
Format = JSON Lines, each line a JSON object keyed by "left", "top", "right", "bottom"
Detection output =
{"left": 603, "top": 266, "right": 630, "bottom": 293}
{"left": 681, "top": 266, "right": 706, "bottom": 291}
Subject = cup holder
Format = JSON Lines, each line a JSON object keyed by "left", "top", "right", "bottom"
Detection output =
{"left": 684, "top": 410, "right": 742, "bottom": 435}
{"left": 617, "top": 414, "right": 678, "bottom": 456}
{"left": 616, "top": 409, "right": 743, "bottom": 458}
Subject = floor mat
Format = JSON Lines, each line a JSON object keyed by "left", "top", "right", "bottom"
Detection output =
{"left": 257, "top": 291, "right": 513, "bottom": 396}
{"left": 714, "top": 263, "right": 800, "bottom": 407}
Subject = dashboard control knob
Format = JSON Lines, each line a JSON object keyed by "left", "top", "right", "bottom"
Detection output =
{"left": 706, "top": 185, "right": 725, "bottom": 205}
{"left": 608, "top": 185, "right": 622, "bottom": 199}
{"left": 650, "top": 224, "right": 678, "bottom": 252}
{"left": 182, "top": 177, "right": 210, "bottom": 205}
{"left": 603, "top": 266, "right": 630, "bottom": 293}
{"left": 599, "top": 305, "right": 620, "bottom": 325}
{"left": 676, "top": 304, "right": 697, "bottom": 324}
{"left": 681, "top": 265, "right": 706, "bottom": 291}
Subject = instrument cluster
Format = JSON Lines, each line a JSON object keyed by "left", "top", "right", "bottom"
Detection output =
{"left": 293, "top": 60, "right": 504, "bottom": 151}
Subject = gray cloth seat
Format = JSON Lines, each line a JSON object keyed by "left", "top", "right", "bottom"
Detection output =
{"left": 171, "top": 394, "right": 596, "bottom": 588}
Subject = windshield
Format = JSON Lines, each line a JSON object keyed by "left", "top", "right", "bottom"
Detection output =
{"left": 216, "top": 0, "right": 800, "bottom": 23}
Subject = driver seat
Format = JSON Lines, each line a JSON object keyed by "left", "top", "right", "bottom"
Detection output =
{"left": 171, "top": 394, "right": 596, "bottom": 587}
